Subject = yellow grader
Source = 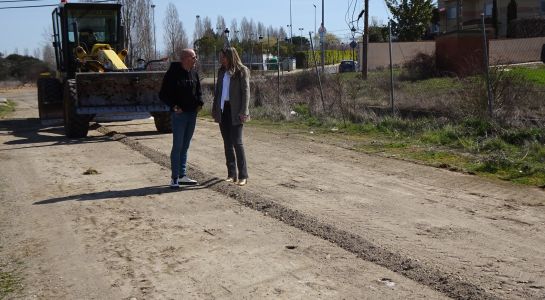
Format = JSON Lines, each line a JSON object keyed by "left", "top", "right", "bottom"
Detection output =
{"left": 37, "top": 1, "right": 171, "bottom": 138}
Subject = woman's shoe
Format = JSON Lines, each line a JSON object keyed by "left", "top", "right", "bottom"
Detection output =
{"left": 237, "top": 179, "right": 247, "bottom": 186}
{"left": 225, "top": 177, "right": 236, "bottom": 183}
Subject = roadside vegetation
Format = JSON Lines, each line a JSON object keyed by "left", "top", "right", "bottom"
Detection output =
{"left": 1, "top": 52, "right": 542, "bottom": 187}
{"left": 202, "top": 59, "right": 545, "bottom": 187}
{"left": 0, "top": 53, "right": 52, "bottom": 84}
{"left": 0, "top": 260, "right": 23, "bottom": 300}
{"left": 0, "top": 100, "right": 15, "bottom": 119}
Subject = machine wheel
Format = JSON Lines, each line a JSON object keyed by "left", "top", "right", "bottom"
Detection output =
{"left": 37, "top": 77, "right": 62, "bottom": 119}
{"left": 63, "top": 79, "right": 91, "bottom": 138}
{"left": 152, "top": 112, "right": 172, "bottom": 133}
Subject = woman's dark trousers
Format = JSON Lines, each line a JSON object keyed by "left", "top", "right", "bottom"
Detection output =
{"left": 219, "top": 102, "right": 248, "bottom": 180}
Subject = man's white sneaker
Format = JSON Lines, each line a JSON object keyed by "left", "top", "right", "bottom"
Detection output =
{"left": 170, "top": 178, "right": 180, "bottom": 188}
{"left": 179, "top": 175, "right": 198, "bottom": 185}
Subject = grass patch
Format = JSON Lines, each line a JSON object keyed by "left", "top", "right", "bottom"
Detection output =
{"left": 0, "top": 263, "right": 23, "bottom": 299}
{"left": 510, "top": 65, "right": 545, "bottom": 86}
{"left": 0, "top": 100, "right": 15, "bottom": 118}
{"left": 400, "top": 77, "right": 465, "bottom": 93}
{"left": 246, "top": 114, "right": 545, "bottom": 187}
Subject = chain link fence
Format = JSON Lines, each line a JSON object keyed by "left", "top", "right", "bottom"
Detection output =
{"left": 191, "top": 32, "right": 545, "bottom": 128}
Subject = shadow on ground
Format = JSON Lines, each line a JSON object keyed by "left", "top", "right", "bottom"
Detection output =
{"left": 33, "top": 178, "right": 222, "bottom": 205}
{"left": 0, "top": 118, "right": 110, "bottom": 150}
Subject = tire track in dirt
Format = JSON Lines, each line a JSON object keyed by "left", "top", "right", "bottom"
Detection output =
{"left": 95, "top": 123, "right": 499, "bottom": 300}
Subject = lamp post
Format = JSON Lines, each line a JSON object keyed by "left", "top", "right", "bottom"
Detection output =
{"left": 298, "top": 27, "right": 304, "bottom": 50}
{"left": 320, "top": 0, "right": 325, "bottom": 71}
{"left": 151, "top": 3, "right": 156, "bottom": 58}
{"left": 259, "top": 35, "right": 264, "bottom": 73}
{"left": 289, "top": 0, "right": 293, "bottom": 43}
{"left": 194, "top": 15, "right": 201, "bottom": 64}
{"left": 287, "top": 25, "right": 292, "bottom": 43}
{"left": 195, "top": 15, "right": 200, "bottom": 40}
{"left": 341, "top": 42, "right": 345, "bottom": 62}
{"left": 313, "top": 4, "right": 317, "bottom": 45}
{"left": 250, "top": 32, "right": 255, "bottom": 71}
{"left": 224, "top": 28, "right": 230, "bottom": 47}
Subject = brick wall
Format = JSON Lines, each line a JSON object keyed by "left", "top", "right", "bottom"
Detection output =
{"left": 363, "top": 36, "right": 545, "bottom": 73}
{"left": 366, "top": 41, "right": 435, "bottom": 70}
{"left": 489, "top": 37, "right": 545, "bottom": 64}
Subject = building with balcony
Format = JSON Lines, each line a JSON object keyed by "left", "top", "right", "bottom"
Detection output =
{"left": 438, "top": 0, "right": 545, "bottom": 36}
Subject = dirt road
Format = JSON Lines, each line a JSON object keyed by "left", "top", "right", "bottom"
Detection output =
{"left": 1, "top": 87, "right": 544, "bottom": 299}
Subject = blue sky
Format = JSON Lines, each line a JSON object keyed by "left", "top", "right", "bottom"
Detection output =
{"left": 0, "top": 0, "right": 392, "bottom": 57}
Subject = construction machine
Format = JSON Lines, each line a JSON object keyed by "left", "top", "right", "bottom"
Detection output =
{"left": 37, "top": 1, "right": 171, "bottom": 138}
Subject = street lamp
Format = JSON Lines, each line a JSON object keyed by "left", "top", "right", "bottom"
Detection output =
{"left": 313, "top": 4, "right": 317, "bottom": 44}
{"left": 259, "top": 35, "right": 264, "bottom": 72}
{"left": 298, "top": 27, "right": 304, "bottom": 50}
{"left": 287, "top": 25, "right": 292, "bottom": 43}
{"left": 151, "top": 3, "right": 156, "bottom": 58}
{"left": 250, "top": 32, "right": 255, "bottom": 70}
{"left": 320, "top": 0, "right": 325, "bottom": 71}
{"left": 224, "top": 28, "right": 230, "bottom": 47}
{"left": 193, "top": 15, "right": 201, "bottom": 62}
{"left": 289, "top": 0, "right": 293, "bottom": 44}
{"left": 196, "top": 15, "right": 202, "bottom": 40}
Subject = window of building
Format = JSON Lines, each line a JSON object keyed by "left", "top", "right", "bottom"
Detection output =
{"left": 541, "top": 0, "right": 545, "bottom": 14}
{"left": 448, "top": 6, "right": 457, "bottom": 19}
{"left": 484, "top": 2, "right": 493, "bottom": 16}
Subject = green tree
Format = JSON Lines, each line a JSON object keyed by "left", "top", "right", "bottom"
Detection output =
{"left": 369, "top": 25, "right": 389, "bottom": 42}
{"left": 385, "top": 0, "right": 434, "bottom": 41}
{"left": 0, "top": 54, "right": 51, "bottom": 82}
{"left": 324, "top": 32, "right": 341, "bottom": 47}
{"left": 507, "top": 0, "right": 517, "bottom": 24}
{"left": 492, "top": 0, "right": 499, "bottom": 38}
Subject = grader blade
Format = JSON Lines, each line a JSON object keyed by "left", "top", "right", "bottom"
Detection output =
{"left": 75, "top": 71, "right": 169, "bottom": 114}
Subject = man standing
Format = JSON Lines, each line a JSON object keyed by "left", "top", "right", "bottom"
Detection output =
{"left": 159, "top": 49, "right": 203, "bottom": 188}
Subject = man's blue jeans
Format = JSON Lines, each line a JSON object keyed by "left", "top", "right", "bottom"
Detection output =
{"left": 170, "top": 111, "right": 197, "bottom": 180}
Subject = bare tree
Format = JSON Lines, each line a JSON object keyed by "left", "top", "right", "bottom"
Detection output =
{"left": 267, "top": 25, "right": 277, "bottom": 39}
{"left": 240, "top": 17, "right": 251, "bottom": 41}
{"left": 202, "top": 16, "right": 213, "bottom": 36}
{"left": 33, "top": 48, "right": 41, "bottom": 59}
{"left": 278, "top": 27, "right": 287, "bottom": 39}
{"left": 118, "top": 0, "right": 154, "bottom": 65}
{"left": 120, "top": 0, "right": 137, "bottom": 65}
{"left": 42, "top": 45, "right": 55, "bottom": 68}
{"left": 163, "top": 3, "right": 188, "bottom": 60}
{"left": 133, "top": 0, "right": 154, "bottom": 61}
{"left": 40, "top": 27, "right": 56, "bottom": 68}
{"left": 216, "top": 16, "right": 226, "bottom": 34}
{"left": 257, "top": 22, "right": 265, "bottom": 37}
{"left": 193, "top": 16, "right": 203, "bottom": 43}
{"left": 230, "top": 19, "right": 239, "bottom": 41}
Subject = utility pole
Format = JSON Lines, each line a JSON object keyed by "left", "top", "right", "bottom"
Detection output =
{"left": 457, "top": 0, "right": 463, "bottom": 30}
{"left": 298, "top": 27, "right": 304, "bottom": 50}
{"left": 362, "top": 0, "right": 369, "bottom": 79}
{"left": 313, "top": 4, "right": 317, "bottom": 41}
{"left": 151, "top": 3, "right": 156, "bottom": 58}
{"left": 289, "top": 0, "right": 293, "bottom": 43}
{"left": 320, "top": 0, "right": 325, "bottom": 71}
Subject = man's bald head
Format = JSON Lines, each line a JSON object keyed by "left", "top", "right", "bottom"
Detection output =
{"left": 179, "top": 48, "right": 197, "bottom": 71}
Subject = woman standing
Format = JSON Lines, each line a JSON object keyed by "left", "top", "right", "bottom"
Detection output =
{"left": 212, "top": 47, "right": 250, "bottom": 186}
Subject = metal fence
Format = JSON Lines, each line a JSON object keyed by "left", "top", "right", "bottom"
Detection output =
{"left": 191, "top": 31, "right": 545, "bottom": 126}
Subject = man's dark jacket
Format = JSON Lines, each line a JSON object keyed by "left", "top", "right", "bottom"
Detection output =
{"left": 159, "top": 62, "right": 203, "bottom": 112}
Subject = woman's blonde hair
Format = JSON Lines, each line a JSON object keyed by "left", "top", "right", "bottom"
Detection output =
{"left": 221, "top": 47, "right": 245, "bottom": 75}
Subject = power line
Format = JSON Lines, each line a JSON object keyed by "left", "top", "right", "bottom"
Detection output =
{"left": 0, "top": 0, "right": 116, "bottom": 9}
{"left": 0, "top": 4, "right": 57, "bottom": 9}
{"left": 0, "top": 0, "right": 50, "bottom": 2}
